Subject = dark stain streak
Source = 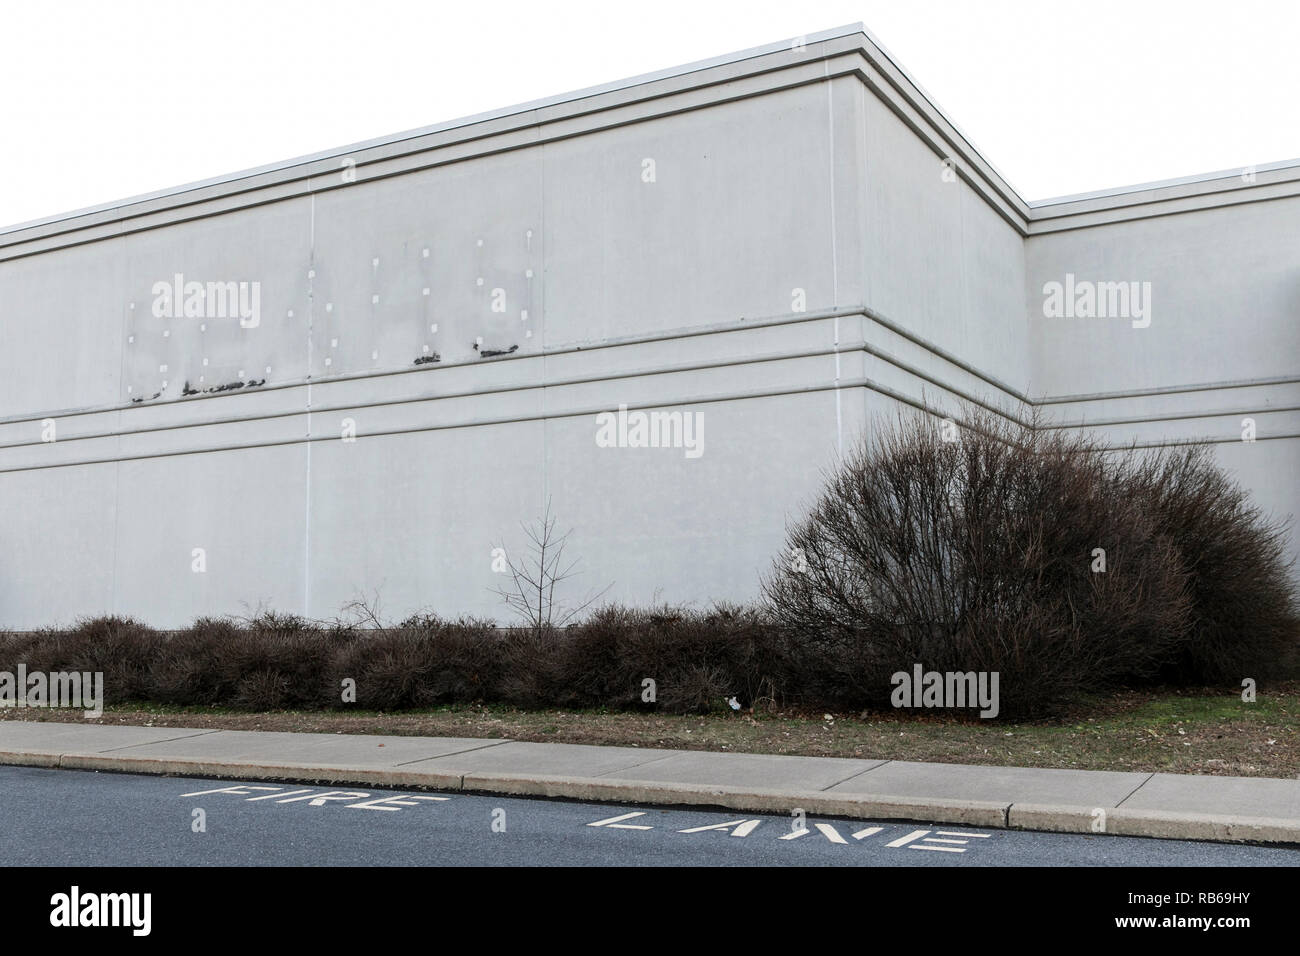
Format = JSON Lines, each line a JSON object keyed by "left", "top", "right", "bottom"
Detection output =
{"left": 413, "top": 353, "right": 442, "bottom": 366}
{"left": 134, "top": 378, "right": 269, "bottom": 401}
{"left": 478, "top": 344, "right": 519, "bottom": 358}
{"left": 207, "top": 378, "right": 266, "bottom": 393}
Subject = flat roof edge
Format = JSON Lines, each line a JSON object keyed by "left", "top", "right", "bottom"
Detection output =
{"left": 1029, "top": 157, "right": 1300, "bottom": 209}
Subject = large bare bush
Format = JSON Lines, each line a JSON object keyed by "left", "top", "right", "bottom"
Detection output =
{"left": 764, "top": 409, "right": 1193, "bottom": 717}
{"left": 1121, "top": 445, "right": 1299, "bottom": 681}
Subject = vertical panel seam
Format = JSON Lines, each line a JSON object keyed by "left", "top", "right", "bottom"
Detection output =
{"left": 303, "top": 193, "right": 315, "bottom": 618}
{"left": 826, "top": 61, "right": 843, "bottom": 457}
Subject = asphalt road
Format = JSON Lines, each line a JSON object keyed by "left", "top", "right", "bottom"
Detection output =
{"left": 2, "top": 765, "right": 1297, "bottom": 867}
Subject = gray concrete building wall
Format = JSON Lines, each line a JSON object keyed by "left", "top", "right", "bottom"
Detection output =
{"left": 1024, "top": 177, "right": 1300, "bottom": 581}
{"left": 0, "top": 24, "right": 1295, "bottom": 628}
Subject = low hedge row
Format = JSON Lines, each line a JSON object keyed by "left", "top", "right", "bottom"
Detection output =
{"left": 0, "top": 606, "right": 789, "bottom": 715}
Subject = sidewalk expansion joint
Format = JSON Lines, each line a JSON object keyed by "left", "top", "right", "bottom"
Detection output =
{"left": 818, "top": 760, "right": 893, "bottom": 791}
{"left": 392, "top": 738, "right": 513, "bottom": 767}
{"left": 97, "top": 729, "right": 222, "bottom": 752}
{"left": 594, "top": 751, "right": 684, "bottom": 777}
{"left": 1114, "top": 772, "right": 1157, "bottom": 808}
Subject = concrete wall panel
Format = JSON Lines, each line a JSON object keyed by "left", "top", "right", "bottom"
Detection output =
{"left": 1025, "top": 197, "right": 1300, "bottom": 398}
{"left": 860, "top": 87, "right": 1030, "bottom": 393}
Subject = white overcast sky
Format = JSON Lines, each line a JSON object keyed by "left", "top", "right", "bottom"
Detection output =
{"left": 3, "top": 0, "right": 1298, "bottom": 229}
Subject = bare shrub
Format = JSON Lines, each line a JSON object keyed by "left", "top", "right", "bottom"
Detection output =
{"left": 1121, "top": 445, "right": 1300, "bottom": 682}
{"left": 29, "top": 616, "right": 162, "bottom": 704}
{"left": 150, "top": 618, "right": 243, "bottom": 705}
{"left": 556, "top": 603, "right": 788, "bottom": 713}
{"left": 492, "top": 504, "right": 610, "bottom": 633}
{"left": 333, "top": 617, "right": 502, "bottom": 709}
{"left": 764, "top": 408, "right": 1194, "bottom": 717}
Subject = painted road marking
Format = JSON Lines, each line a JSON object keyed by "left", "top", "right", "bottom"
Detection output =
{"left": 174, "top": 783, "right": 992, "bottom": 855}
{"left": 780, "top": 823, "right": 848, "bottom": 843}
{"left": 178, "top": 784, "right": 451, "bottom": 813}
{"left": 886, "top": 829, "right": 932, "bottom": 848}
{"left": 679, "top": 819, "right": 763, "bottom": 837}
{"left": 246, "top": 789, "right": 314, "bottom": 801}
{"left": 277, "top": 790, "right": 371, "bottom": 805}
{"left": 180, "top": 785, "right": 284, "bottom": 798}
{"left": 887, "top": 829, "right": 989, "bottom": 853}
{"left": 587, "top": 813, "right": 992, "bottom": 854}
{"left": 346, "top": 795, "right": 450, "bottom": 811}
{"left": 588, "top": 812, "right": 654, "bottom": 830}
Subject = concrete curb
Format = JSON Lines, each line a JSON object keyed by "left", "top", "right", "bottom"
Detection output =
{"left": 1107, "top": 809, "right": 1300, "bottom": 845}
{"left": 56, "top": 752, "right": 465, "bottom": 792}
{"left": 0, "top": 750, "right": 61, "bottom": 769}
{"left": 1010, "top": 803, "right": 1300, "bottom": 844}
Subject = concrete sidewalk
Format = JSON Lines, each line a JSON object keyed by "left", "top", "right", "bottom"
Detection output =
{"left": 2, "top": 720, "right": 1297, "bottom": 845}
